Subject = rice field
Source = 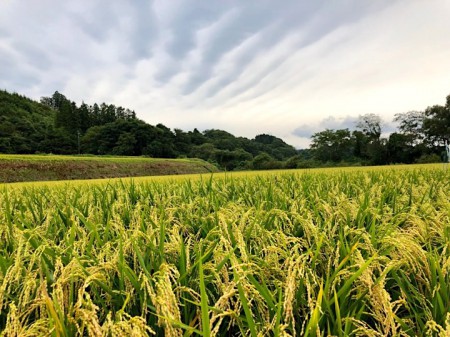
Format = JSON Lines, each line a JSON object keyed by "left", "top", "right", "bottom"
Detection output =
{"left": 0, "top": 165, "right": 449, "bottom": 336}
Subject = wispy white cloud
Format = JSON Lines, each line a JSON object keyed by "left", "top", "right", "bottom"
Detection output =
{"left": 0, "top": 0, "right": 449, "bottom": 148}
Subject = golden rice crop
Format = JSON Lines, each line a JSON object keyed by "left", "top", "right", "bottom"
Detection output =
{"left": 0, "top": 165, "right": 449, "bottom": 336}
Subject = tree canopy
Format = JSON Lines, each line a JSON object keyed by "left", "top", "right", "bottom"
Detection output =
{"left": 1, "top": 89, "right": 449, "bottom": 170}
{"left": 309, "top": 94, "right": 450, "bottom": 165}
{"left": 0, "top": 90, "right": 295, "bottom": 170}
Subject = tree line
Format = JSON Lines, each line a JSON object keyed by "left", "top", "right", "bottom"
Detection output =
{"left": 0, "top": 89, "right": 448, "bottom": 170}
{"left": 300, "top": 95, "right": 449, "bottom": 168}
{"left": 0, "top": 90, "right": 297, "bottom": 170}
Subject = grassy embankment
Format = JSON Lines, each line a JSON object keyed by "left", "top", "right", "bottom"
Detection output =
{"left": 0, "top": 154, "right": 219, "bottom": 183}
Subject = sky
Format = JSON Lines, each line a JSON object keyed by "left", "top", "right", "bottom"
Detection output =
{"left": 1, "top": 0, "right": 449, "bottom": 148}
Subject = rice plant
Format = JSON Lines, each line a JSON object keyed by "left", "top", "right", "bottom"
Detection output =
{"left": 0, "top": 165, "right": 449, "bottom": 336}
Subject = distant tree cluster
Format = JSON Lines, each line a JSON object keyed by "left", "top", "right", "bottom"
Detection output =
{"left": 1, "top": 89, "right": 449, "bottom": 170}
{"left": 79, "top": 123, "right": 297, "bottom": 170}
{"left": 41, "top": 91, "right": 136, "bottom": 133}
{"left": 307, "top": 94, "right": 450, "bottom": 166}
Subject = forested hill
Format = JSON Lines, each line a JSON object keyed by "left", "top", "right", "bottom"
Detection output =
{"left": 1, "top": 89, "right": 448, "bottom": 170}
{"left": 0, "top": 90, "right": 297, "bottom": 170}
{"left": 0, "top": 90, "right": 55, "bottom": 153}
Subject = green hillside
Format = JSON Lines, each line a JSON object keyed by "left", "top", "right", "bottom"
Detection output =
{"left": 0, "top": 90, "right": 298, "bottom": 171}
{"left": 0, "top": 90, "right": 57, "bottom": 153}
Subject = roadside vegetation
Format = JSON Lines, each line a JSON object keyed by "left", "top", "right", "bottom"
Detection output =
{"left": 0, "top": 164, "right": 448, "bottom": 336}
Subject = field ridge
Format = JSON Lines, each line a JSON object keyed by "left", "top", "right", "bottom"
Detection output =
{"left": 0, "top": 154, "right": 219, "bottom": 183}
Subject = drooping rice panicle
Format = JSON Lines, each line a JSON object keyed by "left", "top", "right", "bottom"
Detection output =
{"left": 0, "top": 164, "right": 448, "bottom": 336}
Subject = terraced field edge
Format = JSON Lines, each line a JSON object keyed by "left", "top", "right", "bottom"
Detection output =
{"left": 0, "top": 154, "right": 219, "bottom": 183}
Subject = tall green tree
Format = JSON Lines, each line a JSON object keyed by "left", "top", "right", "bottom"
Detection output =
{"left": 311, "top": 129, "right": 354, "bottom": 162}
{"left": 422, "top": 95, "right": 450, "bottom": 146}
{"left": 393, "top": 111, "right": 425, "bottom": 145}
{"left": 356, "top": 113, "right": 382, "bottom": 140}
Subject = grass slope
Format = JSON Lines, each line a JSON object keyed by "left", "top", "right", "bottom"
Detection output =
{"left": 0, "top": 154, "right": 218, "bottom": 183}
